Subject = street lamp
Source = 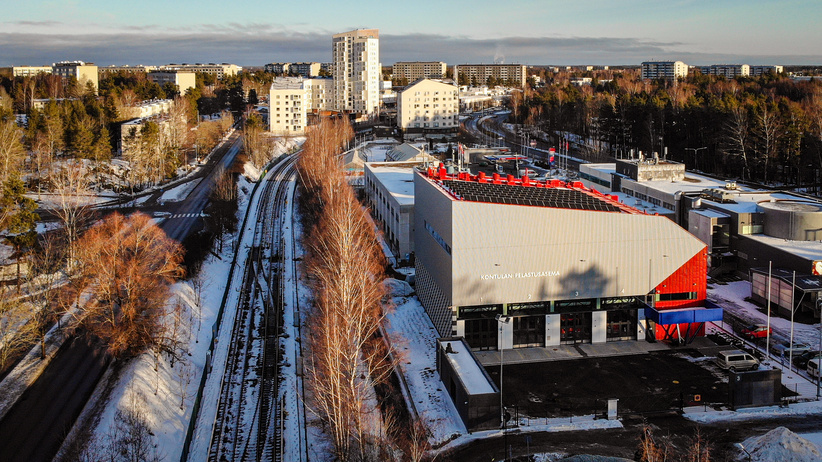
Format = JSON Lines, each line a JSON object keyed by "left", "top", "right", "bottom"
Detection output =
{"left": 496, "top": 313, "right": 511, "bottom": 459}
{"left": 684, "top": 147, "right": 707, "bottom": 170}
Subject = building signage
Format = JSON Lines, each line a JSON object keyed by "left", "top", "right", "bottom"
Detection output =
{"left": 480, "top": 271, "right": 560, "bottom": 281}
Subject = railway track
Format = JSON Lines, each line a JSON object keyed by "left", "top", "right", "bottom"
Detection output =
{"left": 208, "top": 154, "right": 298, "bottom": 461}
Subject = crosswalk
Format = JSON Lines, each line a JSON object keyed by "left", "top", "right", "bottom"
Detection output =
{"left": 168, "top": 213, "right": 201, "bottom": 219}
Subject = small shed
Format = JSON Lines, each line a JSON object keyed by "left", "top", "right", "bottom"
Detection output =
{"left": 436, "top": 337, "right": 500, "bottom": 431}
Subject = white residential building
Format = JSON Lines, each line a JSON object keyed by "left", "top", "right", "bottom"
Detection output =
{"left": 640, "top": 61, "right": 689, "bottom": 81}
{"left": 700, "top": 64, "right": 750, "bottom": 78}
{"left": 268, "top": 77, "right": 333, "bottom": 135}
{"left": 453, "top": 64, "right": 527, "bottom": 87}
{"left": 393, "top": 62, "right": 447, "bottom": 82}
{"left": 148, "top": 70, "right": 196, "bottom": 94}
{"left": 397, "top": 79, "right": 459, "bottom": 134}
{"left": 264, "top": 62, "right": 322, "bottom": 77}
{"left": 52, "top": 61, "right": 98, "bottom": 93}
{"left": 12, "top": 66, "right": 52, "bottom": 77}
{"left": 332, "top": 29, "right": 381, "bottom": 116}
{"left": 161, "top": 63, "right": 241, "bottom": 79}
{"left": 751, "top": 65, "right": 784, "bottom": 76}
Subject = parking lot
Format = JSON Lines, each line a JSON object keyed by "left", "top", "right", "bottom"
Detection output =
{"left": 483, "top": 333, "right": 809, "bottom": 421}
{"left": 488, "top": 347, "right": 730, "bottom": 418}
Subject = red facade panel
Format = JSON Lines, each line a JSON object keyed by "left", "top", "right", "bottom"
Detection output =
{"left": 652, "top": 248, "right": 708, "bottom": 341}
{"left": 654, "top": 249, "right": 708, "bottom": 310}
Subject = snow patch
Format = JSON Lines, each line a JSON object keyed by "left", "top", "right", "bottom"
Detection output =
{"left": 742, "top": 426, "right": 822, "bottom": 462}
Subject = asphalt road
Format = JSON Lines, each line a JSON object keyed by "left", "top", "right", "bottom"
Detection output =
{"left": 0, "top": 336, "right": 108, "bottom": 462}
{"left": 0, "top": 131, "right": 243, "bottom": 462}
{"left": 160, "top": 132, "right": 243, "bottom": 242}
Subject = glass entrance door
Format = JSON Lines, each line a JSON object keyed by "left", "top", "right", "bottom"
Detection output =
{"left": 513, "top": 316, "right": 545, "bottom": 347}
{"left": 464, "top": 318, "right": 497, "bottom": 350}
{"left": 560, "top": 312, "right": 592, "bottom": 344}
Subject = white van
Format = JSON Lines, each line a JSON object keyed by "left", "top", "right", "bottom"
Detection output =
{"left": 809, "top": 358, "right": 821, "bottom": 378}
{"left": 715, "top": 350, "right": 759, "bottom": 372}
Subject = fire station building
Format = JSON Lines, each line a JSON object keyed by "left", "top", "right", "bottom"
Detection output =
{"left": 414, "top": 166, "right": 721, "bottom": 350}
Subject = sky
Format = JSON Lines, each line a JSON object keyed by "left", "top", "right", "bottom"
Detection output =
{"left": 2, "top": 0, "right": 821, "bottom": 67}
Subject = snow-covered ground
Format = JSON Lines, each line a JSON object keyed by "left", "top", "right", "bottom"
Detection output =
{"left": 158, "top": 179, "right": 201, "bottom": 203}
{"left": 77, "top": 172, "right": 257, "bottom": 460}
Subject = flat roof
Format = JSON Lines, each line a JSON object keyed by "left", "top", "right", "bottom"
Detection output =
{"left": 693, "top": 209, "right": 730, "bottom": 219}
{"left": 585, "top": 163, "right": 810, "bottom": 213}
{"left": 423, "top": 167, "right": 641, "bottom": 213}
{"left": 440, "top": 339, "right": 496, "bottom": 395}
{"left": 441, "top": 178, "right": 621, "bottom": 211}
{"left": 750, "top": 267, "right": 822, "bottom": 292}
{"left": 366, "top": 163, "right": 416, "bottom": 206}
{"left": 743, "top": 234, "right": 822, "bottom": 261}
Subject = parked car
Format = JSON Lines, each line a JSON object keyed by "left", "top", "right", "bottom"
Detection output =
{"left": 741, "top": 324, "right": 771, "bottom": 339}
{"left": 772, "top": 341, "right": 811, "bottom": 356}
{"left": 715, "top": 349, "right": 760, "bottom": 372}
{"left": 792, "top": 350, "right": 822, "bottom": 370}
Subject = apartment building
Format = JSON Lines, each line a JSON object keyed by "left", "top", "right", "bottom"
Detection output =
{"left": 640, "top": 61, "right": 689, "bottom": 81}
{"left": 751, "top": 65, "right": 784, "bottom": 76}
{"left": 397, "top": 79, "right": 459, "bottom": 136}
{"left": 99, "top": 65, "right": 157, "bottom": 73}
{"left": 332, "top": 29, "right": 381, "bottom": 116}
{"left": 12, "top": 66, "right": 52, "bottom": 77}
{"left": 148, "top": 70, "right": 196, "bottom": 94}
{"left": 268, "top": 77, "right": 332, "bottom": 135}
{"left": 162, "top": 63, "right": 241, "bottom": 79}
{"left": 453, "top": 64, "right": 527, "bottom": 87}
{"left": 700, "top": 64, "right": 750, "bottom": 78}
{"left": 52, "top": 61, "right": 98, "bottom": 93}
{"left": 264, "top": 62, "right": 322, "bottom": 77}
{"left": 393, "top": 62, "right": 447, "bottom": 82}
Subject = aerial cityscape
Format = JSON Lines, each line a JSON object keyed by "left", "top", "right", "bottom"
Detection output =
{"left": 2, "top": 2, "right": 822, "bottom": 462}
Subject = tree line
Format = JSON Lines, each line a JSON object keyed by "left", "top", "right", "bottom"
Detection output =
{"left": 297, "top": 118, "right": 428, "bottom": 461}
{"left": 510, "top": 70, "right": 822, "bottom": 185}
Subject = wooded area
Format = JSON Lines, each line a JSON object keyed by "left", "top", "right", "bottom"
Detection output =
{"left": 512, "top": 70, "right": 822, "bottom": 185}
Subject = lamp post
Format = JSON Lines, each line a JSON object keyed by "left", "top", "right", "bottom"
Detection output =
{"left": 684, "top": 147, "right": 707, "bottom": 170}
{"left": 496, "top": 313, "right": 511, "bottom": 458}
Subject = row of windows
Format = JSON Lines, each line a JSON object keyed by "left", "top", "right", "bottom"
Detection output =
{"left": 620, "top": 187, "right": 675, "bottom": 211}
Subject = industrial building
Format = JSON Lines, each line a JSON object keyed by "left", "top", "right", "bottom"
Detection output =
{"left": 414, "top": 165, "right": 718, "bottom": 350}
{"left": 579, "top": 159, "right": 822, "bottom": 320}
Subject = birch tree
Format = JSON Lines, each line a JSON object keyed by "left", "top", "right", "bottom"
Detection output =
{"left": 49, "top": 159, "right": 94, "bottom": 267}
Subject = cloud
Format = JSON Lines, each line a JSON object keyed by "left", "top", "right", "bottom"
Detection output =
{"left": 0, "top": 30, "right": 814, "bottom": 67}
{"left": 6, "top": 20, "right": 61, "bottom": 27}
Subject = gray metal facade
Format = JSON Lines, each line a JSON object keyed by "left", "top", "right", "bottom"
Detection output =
{"left": 414, "top": 170, "right": 707, "bottom": 336}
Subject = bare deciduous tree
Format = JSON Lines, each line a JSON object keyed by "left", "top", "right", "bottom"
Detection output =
{"left": 0, "top": 116, "right": 25, "bottom": 185}
{"left": 0, "top": 295, "right": 40, "bottom": 372}
{"left": 299, "top": 117, "right": 400, "bottom": 461}
{"left": 48, "top": 159, "right": 94, "bottom": 267}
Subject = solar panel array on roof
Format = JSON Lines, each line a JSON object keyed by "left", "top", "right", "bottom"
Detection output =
{"left": 441, "top": 179, "right": 622, "bottom": 212}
